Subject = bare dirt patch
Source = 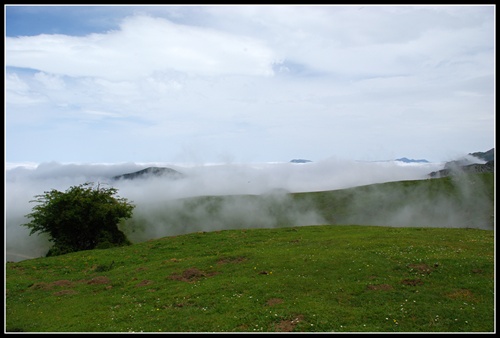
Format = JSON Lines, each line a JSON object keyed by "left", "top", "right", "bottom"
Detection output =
{"left": 136, "top": 279, "right": 154, "bottom": 287}
{"left": 408, "top": 263, "right": 435, "bottom": 274}
{"left": 217, "top": 256, "right": 246, "bottom": 264}
{"left": 30, "top": 280, "right": 73, "bottom": 290}
{"left": 367, "top": 284, "right": 393, "bottom": 291}
{"left": 52, "top": 280, "right": 73, "bottom": 287}
{"left": 401, "top": 278, "right": 424, "bottom": 286}
{"left": 273, "top": 314, "right": 304, "bottom": 332}
{"left": 86, "top": 276, "right": 111, "bottom": 285}
{"left": 53, "top": 290, "right": 78, "bottom": 296}
{"left": 30, "top": 282, "right": 50, "bottom": 290}
{"left": 447, "top": 288, "right": 475, "bottom": 301}
{"left": 167, "top": 267, "right": 218, "bottom": 283}
{"left": 30, "top": 277, "right": 111, "bottom": 293}
{"left": 266, "top": 298, "right": 284, "bottom": 306}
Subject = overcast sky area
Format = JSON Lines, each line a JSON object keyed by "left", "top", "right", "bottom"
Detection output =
{"left": 4, "top": 4, "right": 495, "bottom": 165}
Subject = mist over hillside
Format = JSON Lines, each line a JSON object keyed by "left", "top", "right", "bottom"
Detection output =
{"left": 428, "top": 148, "right": 494, "bottom": 178}
{"left": 5, "top": 153, "right": 493, "bottom": 262}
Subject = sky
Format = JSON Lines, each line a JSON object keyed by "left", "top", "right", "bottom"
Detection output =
{"left": 4, "top": 4, "right": 495, "bottom": 165}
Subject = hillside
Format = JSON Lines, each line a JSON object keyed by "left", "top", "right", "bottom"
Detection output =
{"left": 295, "top": 172, "right": 494, "bottom": 230}
{"left": 121, "top": 172, "right": 494, "bottom": 245}
{"left": 428, "top": 161, "right": 494, "bottom": 178}
{"left": 5, "top": 172, "right": 495, "bottom": 332}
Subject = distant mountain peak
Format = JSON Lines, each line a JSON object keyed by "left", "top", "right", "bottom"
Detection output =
{"left": 395, "top": 157, "right": 429, "bottom": 163}
{"left": 469, "top": 148, "right": 494, "bottom": 162}
{"left": 112, "top": 167, "right": 185, "bottom": 180}
{"left": 428, "top": 148, "right": 494, "bottom": 178}
{"left": 290, "top": 159, "right": 312, "bottom": 163}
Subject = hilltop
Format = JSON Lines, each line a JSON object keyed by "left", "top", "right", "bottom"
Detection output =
{"left": 470, "top": 148, "right": 494, "bottom": 162}
{"left": 428, "top": 148, "right": 494, "bottom": 178}
{"left": 112, "top": 167, "right": 185, "bottom": 180}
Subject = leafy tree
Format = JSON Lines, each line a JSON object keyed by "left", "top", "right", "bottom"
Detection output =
{"left": 22, "top": 182, "right": 135, "bottom": 257}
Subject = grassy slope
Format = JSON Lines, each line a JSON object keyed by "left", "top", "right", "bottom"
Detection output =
{"left": 5, "top": 173, "right": 495, "bottom": 333}
{"left": 121, "top": 173, "right": 494, "bottom": 243}
{"left": 293, "top": 172, "right": 495, "bottom": 228}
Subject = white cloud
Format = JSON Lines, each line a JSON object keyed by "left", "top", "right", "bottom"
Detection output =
{"left": 4, "top": 5, "right": 494, "bottom": 163}
{"left": 33, "top": 71, "right": 66, "bottom": 90}
{"left": 6, "top": 15, "right": 277, "bottom": 81}
{"left": 6, "top": 72, "right": 30, "bottom": 92}
{"left": 5, "top": 72, "right": 48, "bottom": 106}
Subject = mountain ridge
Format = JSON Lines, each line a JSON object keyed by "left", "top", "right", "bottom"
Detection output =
{"left": 428, "top": 148, "right": 494, "bottom": 178}
{"left": 112, "top": 167, "right": 185, "bottom": 180}
{"left": 395, "top": 157, "right": 429, "bottom": 163}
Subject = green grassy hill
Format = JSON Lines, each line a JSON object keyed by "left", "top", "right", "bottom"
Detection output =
{"left": 122, "top": 172, "right": 494, "bottom": 243}
{"left": 293, "top": 172, "right": 494, "bottom": 229}
{"left": 5, "top": 173, "right": 495, "bottom": 332}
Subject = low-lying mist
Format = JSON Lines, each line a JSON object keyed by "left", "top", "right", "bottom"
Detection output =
{"left": 123, "top": 193, "right": 324, "bottom": 243}
{"left": 6, "top": 158, "right": 492, "bottom": 262}
{"left": 303, "top": 172, "right": 494, "bottom": 230}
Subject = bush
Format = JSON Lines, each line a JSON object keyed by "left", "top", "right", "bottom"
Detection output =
{"left": 22, "top": 182, "right": 135, "bottom": 256}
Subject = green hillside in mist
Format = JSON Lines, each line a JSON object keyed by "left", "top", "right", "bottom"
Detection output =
{"left": 122, "top": 172, "right": 494, "bottom": 244}
{"left": 5, "top": 173, "right": 495, "bottom": 332}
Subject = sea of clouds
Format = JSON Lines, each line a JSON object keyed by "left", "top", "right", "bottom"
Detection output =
{"left": 4, "top": 158, "right": 463, "bottom": 262}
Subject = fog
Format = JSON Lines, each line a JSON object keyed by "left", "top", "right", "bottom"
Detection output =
{"left": 6, "top": 157, "right": 490, "bottom": 262}
{"left": 336, "top": 171, "right": 493, "bottom": 229}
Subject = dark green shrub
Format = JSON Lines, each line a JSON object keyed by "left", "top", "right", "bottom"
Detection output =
{"left": 22, "top": 182, "right": 135, "bottom": 257}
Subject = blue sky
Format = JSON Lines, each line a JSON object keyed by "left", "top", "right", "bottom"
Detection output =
{"left": 5, "top": 5, "right": 495, "bottom": 164}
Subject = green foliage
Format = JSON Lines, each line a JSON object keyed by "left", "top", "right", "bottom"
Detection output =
{"left": 22, "top": 182, "right": 135, "bottom": 257}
